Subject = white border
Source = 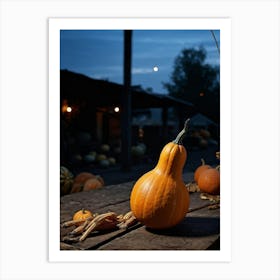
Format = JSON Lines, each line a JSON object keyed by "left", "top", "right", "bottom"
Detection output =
{"left": 1, "top": 1, "right": 279, "bottom": 278}
{"left": 49, "top": 17, "right": 231, "bottom": 262}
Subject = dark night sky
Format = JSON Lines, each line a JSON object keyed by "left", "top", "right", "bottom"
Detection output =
{"left": 60, "top": 30, "right": 220, "bottom": 94}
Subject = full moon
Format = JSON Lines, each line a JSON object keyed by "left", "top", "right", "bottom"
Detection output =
{"left": 153, "top": 66, "right": 159, "bottom": 72}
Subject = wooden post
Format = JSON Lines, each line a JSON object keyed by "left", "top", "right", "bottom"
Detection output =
{"left": 121, "top": 30, "right": 132, "bottom": 171}
{"left": 161, "top": 105, "right": 168, "bottom": 144}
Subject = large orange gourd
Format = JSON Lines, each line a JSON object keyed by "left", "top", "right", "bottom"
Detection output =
{"left": 130, "top": 120, "right": 190, "bottom": 229}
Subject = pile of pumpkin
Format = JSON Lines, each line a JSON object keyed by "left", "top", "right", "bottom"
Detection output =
{"left": 60, "top": 167, "right": 105, "bottom": 196}
{"left": 72, "top": 144, "right": 117, "bottom": 168}
{"left": 189, "top": 128, "right": 218, "bottom": 149}
{"left": 193, "top": 158, "right": 220, "bottom": 195}
{"left": 186, "top": 157, "right": 220, "bottom": 208}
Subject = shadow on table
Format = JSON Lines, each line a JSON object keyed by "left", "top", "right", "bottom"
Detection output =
{"left": 146, "top": 216, "right": 220, "bottom": 237}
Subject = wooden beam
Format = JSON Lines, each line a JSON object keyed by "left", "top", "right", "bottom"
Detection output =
{"left": 161, "top": 105, "right": 168, "bottom": 144}
{"left": 121, "top": 30, "right": 132, "bottom": 171}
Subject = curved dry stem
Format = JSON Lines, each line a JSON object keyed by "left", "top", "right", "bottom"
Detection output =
{"left": 173, "top": 118, "right": 190, "bottom": 145}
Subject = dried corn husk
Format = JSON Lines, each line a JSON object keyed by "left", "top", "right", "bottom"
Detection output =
{"left": 186, "top": 182, "right": 200, "bottom": 193}
{"left": 61, "top": 210, "right": 138, "bottom": 243}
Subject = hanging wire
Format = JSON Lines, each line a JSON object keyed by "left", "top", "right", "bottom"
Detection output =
{"left": 210, "top": 30, "right": 220, "bottom": 56}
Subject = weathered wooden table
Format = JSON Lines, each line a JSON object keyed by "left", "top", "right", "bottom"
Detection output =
{"left": 60, "top": 172, "right": 220, "bottom": 250}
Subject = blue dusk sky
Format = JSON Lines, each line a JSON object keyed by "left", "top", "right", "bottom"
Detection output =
{"left": 60, "top": 30, "right": 220, "bottom": 94}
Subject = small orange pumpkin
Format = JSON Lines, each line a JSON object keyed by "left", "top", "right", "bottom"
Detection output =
{"left": 130, "top": 119, "right": 190, "bottom": 229}
{"left": 72, "top": 209, "right": 93, "bottom": 225}
{"left": 83, "top": 176, "right": 104, "bottom": 191}
{"left": 194, "top": 158, "right": 211, "bottom": 183}
{"left": 71, "top": 172, "right": 96, "bottom": 193}
{"left": 74, "top": 172, "right": 96, "bottom": 184}
{"left": 71, "top": 172, "right": 105, "bottom": 193}
{"left": 197, "top": 167, "right": 220, "bottom": 195}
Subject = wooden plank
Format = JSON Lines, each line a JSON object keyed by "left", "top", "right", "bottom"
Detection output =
{"left": 60, "top": 186, "right": 219, "bottom": 250}
{"left": 65, "top": 223, "right": 143, "bottom": 250}
{"left": 97, "top": 207, "right": 220, "bottom": 250}
{"left": 188, "top": 194, "right": 219, "bottom": 216}
{"left": 93, "top": 193, "right": 219, "bottom": 251}
{"left": 61, "top": 196, "right": 219, "bottom": 250}
{"left": 60, "top": 242, "right": 81, "bottom": 250}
